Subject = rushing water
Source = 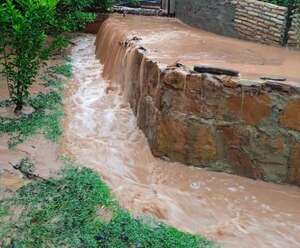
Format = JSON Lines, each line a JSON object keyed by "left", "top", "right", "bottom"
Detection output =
{"left": 95, "top": 15, "right": 300, "bottom": 82}
{"left": 62, "top": 35, "right": 300, "bottom": 248}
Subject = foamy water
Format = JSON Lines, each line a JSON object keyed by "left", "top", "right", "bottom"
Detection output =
{"left": 61, "top": 35, "right": 300, "bottom": 248}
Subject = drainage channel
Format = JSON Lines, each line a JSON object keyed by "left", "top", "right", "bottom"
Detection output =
{"left": 61, "top": 34, "right": 300, "bottom": 248}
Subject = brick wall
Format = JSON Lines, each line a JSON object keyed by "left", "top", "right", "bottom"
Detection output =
{"left": 175, "top": 0, "right": 299, "bottom": 47}
{"left": 234, "top": 0, "right": 288, "bottom": 45}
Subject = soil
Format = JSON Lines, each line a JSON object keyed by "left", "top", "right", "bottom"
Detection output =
{"left": 0, "top": 56, "right": 66, "bottom": 192}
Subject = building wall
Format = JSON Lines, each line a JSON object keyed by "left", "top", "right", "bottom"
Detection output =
{"left": 175, "top": 0, "right": 298, "bottom": 47}
{"left": 161, "top": 0, "right": 175, "bottom": 15}
{"left": 175, "top": 0, "right": 238, "bottom": 37}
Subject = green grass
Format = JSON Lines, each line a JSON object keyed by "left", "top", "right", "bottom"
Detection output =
{"left": 0, "top": 90, "right": 64, "bottom": 148}
{"left": 0, "top": 62, "right": 69, "bottom": 148}
{"left": 0, "top": 165, "right": 216, "bottom": 248}
{"left": 49, "top": 63, "right": 73, "bottom": 78}
{"left": 0, "top": 99, "right": 13, "bottom": 108}
{"left": 43, "top": 77, "right": 64, "bottom": 91}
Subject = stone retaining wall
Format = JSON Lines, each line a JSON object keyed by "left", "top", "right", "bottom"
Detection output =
{"left": 96, "top": 20, "right": 300, "bottom": 186}
{"left": 234, "top": 0, "right": 287, "bottom": 45}
{"left": 288, "top": 11, "right": 300, "bottom": 47}
{"left": 136, "top": 63, "right": 300, "bottom": 186}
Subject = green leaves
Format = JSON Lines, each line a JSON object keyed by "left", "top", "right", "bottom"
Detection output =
{"left": 0, "top": 65, "right": 66, "bottom": 148}
{"left": 0, "top": 0, "right": 60, "bottom": 112}
{"left": 49, "top": 63, "right": 73, "bottom": 77}
{"left": 263, "top": 0, "right": 300, "bottom": 7}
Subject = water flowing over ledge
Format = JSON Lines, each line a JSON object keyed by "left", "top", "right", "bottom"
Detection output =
{"left": 61, "top": 31, "right": 300, "bottom": 248}
{"left": 94, "top": 15, "right": 300, "bottom": 186}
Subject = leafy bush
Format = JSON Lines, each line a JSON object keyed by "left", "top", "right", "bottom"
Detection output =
{"left": 263, "top": 0, "right": 300, "bottom": 7}
{"left": 54, "top": 0, "right": 96, "bottom": 32}
{"left": 93, "top": 0, "right": 117, "bottom": 10}
{"left": 0, "top": 0, "right": 59, "bottom": 113}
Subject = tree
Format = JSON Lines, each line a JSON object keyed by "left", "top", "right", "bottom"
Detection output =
{"left": 0, "top": 0, "right": 59, "bottom": 114}
{"left": 0, "top": 0, "right": 134, "bottom": 114}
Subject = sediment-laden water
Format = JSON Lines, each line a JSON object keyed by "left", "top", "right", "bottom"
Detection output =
{"left": 62, "top": 35, "right": 300, "bottom": 248}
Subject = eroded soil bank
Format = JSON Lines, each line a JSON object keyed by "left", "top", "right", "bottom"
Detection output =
{"left": 62, "top": 35, "right": 300, "bottom": 248}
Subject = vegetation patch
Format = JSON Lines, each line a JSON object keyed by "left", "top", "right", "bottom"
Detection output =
{"left": 0, "top": 91, "right": 63, "bottom": 148}
{"left": 0, "top": 99, "right": 13, "bottom": 108}
{"left": 0, "top": 63, "right": 68, "bottom": 148}
{"left": 49, "top": 63, "right": 73, "bottom": 78}
{"left": 0, "top": 165, "right": 216, "bottom": 248}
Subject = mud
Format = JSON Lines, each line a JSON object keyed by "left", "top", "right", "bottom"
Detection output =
{"left": 0, "top": 56, "right": 66, "bottom": 185}
{"left": 62, "top": 35, "right": 300, "bottom": 248}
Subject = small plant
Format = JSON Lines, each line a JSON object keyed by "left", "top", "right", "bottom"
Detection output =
{"left": 0, "top": 0, "right": 59, "bottom": 114}
{"left": 43, "top": 77, "right": 64, "bottom": 91}
{"left": 49, "top": 63, "right": 73, "bottom": 78}
{"left": 0, "top": 90, "right": 64, "bottom": 148}
{"left": 0, "top": 99, "right": 13, "bottom": 108}
{"left": 13, "top": 157, "right": 36, "bottom": 179}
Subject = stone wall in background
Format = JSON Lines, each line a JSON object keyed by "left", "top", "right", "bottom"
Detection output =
{"left": 174, "top": 0, "right": 238, "bottom": 37}
{"left": 234, "top": 0, "right": 287, "bottom": 45}
{"left": 288, "top": 11, "right": 300, "bottom": 47}
{"left": 175, "top": 0, "right": 299, "bottom": 47}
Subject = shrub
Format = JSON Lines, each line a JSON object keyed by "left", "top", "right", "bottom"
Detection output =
{"left": 54, "top": 0, "right": 96, "bottom": 32}
{"left": 263, "top": 0, "right": 300, "bottom": 7}
{"left": 0, "top": 0, "right": 59, "bottom": 113}
{"left": 0, "top": 0, "right": 98, "bottom": 114}
{"left": 0, "top": 0, "right": 138, "bottom": 115}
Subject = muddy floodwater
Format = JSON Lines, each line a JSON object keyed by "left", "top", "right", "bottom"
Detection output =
{"left": 98, "top": 15, "right": 300, "bottom": 82}
{"left": 61, "top": 34, "right": 300, "bottom": 248}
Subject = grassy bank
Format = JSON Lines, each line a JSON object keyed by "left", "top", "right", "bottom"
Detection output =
{"left": 0, "top": 164, "right": 216, "bottom": 248}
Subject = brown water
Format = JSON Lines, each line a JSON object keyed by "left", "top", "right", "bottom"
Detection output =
{"left": 96, "top": 15, "right": 300, "bottom": 82}
{"left": 61, "top": 34, "right": 300, "bottom": 248}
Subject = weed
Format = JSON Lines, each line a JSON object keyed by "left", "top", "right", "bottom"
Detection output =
{"left": 0, "top": 91, "right": 63, "bottom": 148}
{"left": 0, "top": 205, "right": 9, "bottom": 218}
{"left": 0, "top": 166, "right": 216, "bottom": 248}
{"left": 0, "top": 99, "right": 13, "bottom": 108}
{"left": 13, "top": 158, "right": 36, "bottom": 179}
{"left": 43, "top": 77, "right": 64, "bottom": 91}
{"left": 49, "top": 63, "right": 73, "bottom": 78}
